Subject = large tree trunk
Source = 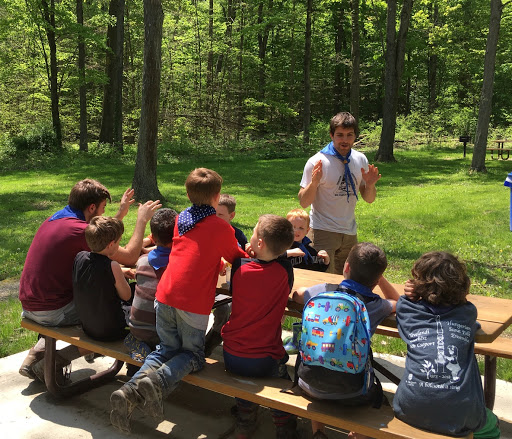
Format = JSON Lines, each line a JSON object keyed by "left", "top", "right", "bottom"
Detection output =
{"left": 77, "top": 0, "right": 87, "bottom": 152}
{"left": 350, "top": 0, "right": 360, "bottom": 122}
{"left": 471, "top": 0, "right": 503, "bottom": 173}
{"left": 375, "top": 0, "right": 414, "bottom": 162}
{"left": 427, "top": 2, "right": 439, "bottom": 113}
{"left": 303, "top": 0, "right": 312, "bottom": 144}
{"left": 99, "top": 0, "right": 124, "bottom": 152}
{"left": 41, "top": 0, "right": 62, "bottom": 148}
{"left": 132, "top": 0, "right": 164, "bottom": 202}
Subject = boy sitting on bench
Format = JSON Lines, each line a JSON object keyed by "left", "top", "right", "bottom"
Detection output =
{"left": 110, "top": 168, "right": 248, "bottom": 434}
{"left": 291, "top": 242, "right": 399, "bottom": 439}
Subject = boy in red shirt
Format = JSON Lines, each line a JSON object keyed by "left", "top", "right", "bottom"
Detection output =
{"left": 222, "top": 214, "right": 298, "bottom": 439}
{"left": 110, "top": 168, "right": 248, "bottom": 434}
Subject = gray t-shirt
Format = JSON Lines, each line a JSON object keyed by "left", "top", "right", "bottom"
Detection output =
{"left": 392, "top": 296, "right": 486, "bottom": 437}
{"left": 298, "top": 282, "right": 393, "bottom": 399}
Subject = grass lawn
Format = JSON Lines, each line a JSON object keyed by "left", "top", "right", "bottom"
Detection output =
{"left": 0, "top": 142, "right": 511, "bottom": 381}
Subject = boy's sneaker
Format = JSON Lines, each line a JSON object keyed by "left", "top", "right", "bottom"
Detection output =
{"left": 204, "top": 330, "right": 223, "bottom": 357}
{"left": 19, "top": 347, "right": 45, "bottom": 379}
{"left": 31, "top": 355, "right": 71, "bottom": 386}
{"left": 138, "top": 374, "right": 164, "bottom": 421}
{"left": 110, "top": 385, "right": 141, "bottom": 434}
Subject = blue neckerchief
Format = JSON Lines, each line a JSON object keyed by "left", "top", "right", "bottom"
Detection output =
{"left": 177, "top": 204, "right": 216, "bottom": 236}
{"left": 148, "top": 246, "right": 171, "bottom": 270}
{"left": 296, "top": 237, "right": 313, "bottom": 264}
{"left": 48, "top": 205, "right": 86, "bottom": 222}
{"left": 340, "top": 279, "right": 379, "bottom": 300}
{"left": 320, "top": 141, "right": 358, "bottom": 202}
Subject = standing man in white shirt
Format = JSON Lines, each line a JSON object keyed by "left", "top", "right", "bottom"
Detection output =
{"left": 298, "top": 112, "right": 381, "bottom": 274}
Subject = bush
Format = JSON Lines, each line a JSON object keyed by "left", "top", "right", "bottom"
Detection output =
{"left": 2, "top": 123, "right": 59, "bottom": 156}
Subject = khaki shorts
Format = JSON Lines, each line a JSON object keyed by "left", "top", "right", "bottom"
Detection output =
{"left": 308, "top": 229, "right": 357, "bottom": 275}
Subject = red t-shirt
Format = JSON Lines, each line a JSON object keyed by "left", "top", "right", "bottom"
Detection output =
{"left": 19, "top": 217, "right": 89, "bottom": 311}
{"left": 156, "top": 214, "right": 247, "bottom": 315}
{"left": 222, "top": 258, "right": 294, "bottom": 359}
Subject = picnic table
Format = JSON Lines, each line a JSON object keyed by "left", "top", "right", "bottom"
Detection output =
{"left": 487, "top": 139, "right": 511, "bottom": 160}
{"left": 279, "top": 268, "right": 512, "bottom": 409}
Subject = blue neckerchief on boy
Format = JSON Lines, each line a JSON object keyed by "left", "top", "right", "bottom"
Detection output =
{"left": 340, "top": 279, "right": 380, "bottom": 300}
{"left": 320, "top": 141, "right": 358, "bottom": 202}
{"left": 177, "top": 204, "right": 216, "bottom": 236}
{"left": 296, "top": 237, "right": 313, "bottom": 264}
{"left": 48, "top": 205, "right": 86, "bottom": 222}
{"left": 148, "top": 246, "right": 171, "bottom": 270}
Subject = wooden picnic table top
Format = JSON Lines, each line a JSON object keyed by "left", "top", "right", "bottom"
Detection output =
{"left": 288, "top": 268, "right": 512, "bottom": 343}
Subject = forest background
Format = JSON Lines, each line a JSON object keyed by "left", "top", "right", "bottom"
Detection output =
{"left": 0, "top": 0, "right": 511, "bottom": 178}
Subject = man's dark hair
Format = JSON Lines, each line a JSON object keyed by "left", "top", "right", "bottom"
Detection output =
{"left": 218, "top": 194, "right": 237, "bottom": 214}
{"left": 150, "top": 208, "right": 178, "bottom": 246}
{"left": 411, "top": 252, "right": 470, "bottom": 306}
{"left": 329, "top": 112, "right": 359, "bottom": 137}
{"left": 85, "top": 216, "right": 124, "bottom": 253}
{"left": 346, "top": 242, "right": 387, "bottom": 288}
{"left": 68, "top": 179, "right": 111, "bottom": 211}
{"left": 256, "top": 214, "right": 294, "bottom": 257}
{"left": 185, "top": 168, "right": 223, "bottom": 206}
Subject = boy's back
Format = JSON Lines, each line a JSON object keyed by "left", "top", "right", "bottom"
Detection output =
{"left": 73, "top": 250, "right": 127, "bottom": 341}
{"left": 156, "top": 215, "right": 246, "bottom": 314}
{"left": 222, "top": 257, "right": 293, "bottom": 359}
{"left": 393, "top": 296, "right": 485, "bottom": 436}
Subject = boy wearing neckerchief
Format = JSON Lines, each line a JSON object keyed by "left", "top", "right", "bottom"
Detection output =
{"left": 290, "top": 242, "right": 399, "bottom": 439}
{"left": 111, "top": 168, "right": 248, "bottom": 434}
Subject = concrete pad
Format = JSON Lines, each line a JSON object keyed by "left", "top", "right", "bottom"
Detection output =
{"left": 1, "top": 346, "right": 511, "bottom": 438}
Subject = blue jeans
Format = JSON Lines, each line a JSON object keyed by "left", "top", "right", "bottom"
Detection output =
{"left": 127, "top": 301, "right": 206, "bottom": 399}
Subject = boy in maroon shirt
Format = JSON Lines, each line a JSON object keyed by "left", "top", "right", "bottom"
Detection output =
{"left": 222, "top": 214, "right": 298, "bottom": 439}
{"left": 110, "top": 168, "right": 248, "bottom": 434}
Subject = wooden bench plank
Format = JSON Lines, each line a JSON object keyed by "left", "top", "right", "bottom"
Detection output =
{"left": 20, "top": 319, "right": 470, "bottom": 438}
{"left": 475, "top": 337, "right": 512, "bottom": 360}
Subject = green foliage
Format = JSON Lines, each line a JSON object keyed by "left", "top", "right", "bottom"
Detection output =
{"left": 1, "top": 123, "right": 59, "bottom": 156}
{"left": 0, "top": 297, "right": 37, "bottom": 358}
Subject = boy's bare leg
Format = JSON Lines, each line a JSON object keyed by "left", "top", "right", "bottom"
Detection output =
{"left": 312, "top": 420, "right": 326, "bottom": 435}
{"left": 348, "top": 431, "right": 370, "bottom": 439}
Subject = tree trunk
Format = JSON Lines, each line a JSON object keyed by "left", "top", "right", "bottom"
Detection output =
{"left": 375, "top": 0, "right": 414, "bottom": 162}
{"left": 471, "top": 0, "right": 503, "bottom": 173}
{"left": 333, "top": 2, "right": 344, "bottom": 112}
{"left": 99, "top": 0, "right": 124, "bottom": 152}
{"left": 113, "top": 0, "right": 125, "bottom": 152}
{"left": 303, "top": 0, "right": 312, "bottom": 144}
{"left": 207, "top": 0, "right": 214, "bottom": 118}
{"left": 41, "top": 0, "right": 62, "bottom": 148}
{"left": 257, "top": 0, "right": 273, "bottom": 134}
{"left": 77, "top": 0, "right": 87, "bottom": 151}
{"left": 427, "top": 2, "right": 438, "bottom": 113}
{"left": 350, "top": 0, "right": 360, "bottom": 122}
{"left": 132, "top": 0, "right": 164, "bottom": 202}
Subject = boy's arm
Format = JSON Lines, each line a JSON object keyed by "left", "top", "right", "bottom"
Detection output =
{"left": 112, "top": 200, "right": 162, "bottom": 266}
{"left": 111, "top": 261, "right": 132, "bottom": 301}
{"left": 378, "top": 276, "right": 399, "bottom": 312}
{"left": 290, "top": 286, "right": 308, "bottom": 304}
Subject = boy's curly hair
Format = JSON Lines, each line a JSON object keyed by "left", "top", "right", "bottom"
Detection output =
{"left": 411, "top": 251, "right": 470, "bottom": 306}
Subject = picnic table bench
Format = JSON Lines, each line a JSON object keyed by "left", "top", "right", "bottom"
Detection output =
{"left": 20, "top": 318, "right": 471, "bottom": 439}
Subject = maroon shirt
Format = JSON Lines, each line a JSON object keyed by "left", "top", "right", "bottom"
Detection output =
{"left": 19, "top": 217, "right": 89, "bottom": 311}
{"left": 222, "top": 258, "right": 294, "bottom": 359}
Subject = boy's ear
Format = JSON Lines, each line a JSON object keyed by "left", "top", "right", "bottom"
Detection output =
{"left": 230, "top": 211, "right": 236, "bottom": 221}
{"left": 343, "top": 261, "right": 350, "bottom": 277}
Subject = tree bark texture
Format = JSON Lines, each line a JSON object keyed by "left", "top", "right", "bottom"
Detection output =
{"left": 132, "top": 0, "right": 164, "bottom": 202}
{"left": 350, "top": 0, "right": 360, "bottom": 122}
{"left": 77, "top": 0, "right": 87, "bottom": 152}
{"left": 376, "top": 0, "right": 414, "bottom": 162}
{"left": 99, "top": 0, "right": 124, "bottom": 152}
{"left": 303, "top": 0, "right": 312, "bottom": 144}
{"left": 257, "top": 0, "right": 273, "bottom": 133}
{"left": 471, "top": 0, "right": 503, "bottom": 173}
{"left": 41, "top": 0, "right": 62, "bottom": 148}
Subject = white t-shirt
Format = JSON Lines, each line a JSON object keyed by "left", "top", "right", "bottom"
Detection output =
{"left": 300, "top": 149, "right": 369, "bottom": 234}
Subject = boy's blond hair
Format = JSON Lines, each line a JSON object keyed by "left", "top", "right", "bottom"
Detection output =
{"left": 85, "top": 216, "right": 124, "bottom": 252}
{"left": 257, "top": 214, "right": 294, "bottom": 257}
{"left": 286, "top": 208, "right": 310, "bottom": 228}
{"left": 185, "top": 168, "right": 223, "bottom": 206}
{"left": 218, "top": 194, "right": 237, "bottom": 214}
